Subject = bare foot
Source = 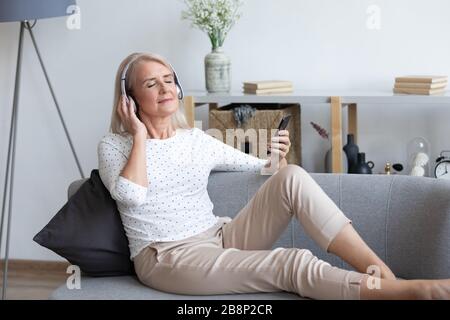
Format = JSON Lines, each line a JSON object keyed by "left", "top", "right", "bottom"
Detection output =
{"left": 361, "top": 277, "right": 450, "bottom": 300}
{"left": 415, "top": 279, "right": 450, "bottom": 300}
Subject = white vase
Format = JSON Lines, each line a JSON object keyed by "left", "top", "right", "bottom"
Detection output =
{"left": 204, "top": 47, "right": 231, "bottom": 93}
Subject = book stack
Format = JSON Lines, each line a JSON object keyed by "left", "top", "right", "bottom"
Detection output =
{"left": 243, "top": 80, "right": 293, "bottom": 94}
{"left": 393, "top": 75, "right": 448, "bottom": 95}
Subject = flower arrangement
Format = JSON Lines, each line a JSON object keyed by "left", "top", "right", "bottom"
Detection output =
{"left": 181, "top": 0, "right": 244, "bottom": 50}
{"left": 310, "top": 121, "right": 329, "bottom": 140}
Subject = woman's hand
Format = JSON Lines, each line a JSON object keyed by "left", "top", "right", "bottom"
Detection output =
{"left": 267, "top": 130, "right": 291, "bottom": 165}
{"left": 117, "top": 95, "right": 147, "bottom": 139}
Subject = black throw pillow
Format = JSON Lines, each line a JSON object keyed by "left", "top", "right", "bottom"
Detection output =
{"left": 33, "top": 169, "right": 135, "bottom": 276}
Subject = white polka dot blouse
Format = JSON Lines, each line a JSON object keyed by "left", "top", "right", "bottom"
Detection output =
{"left": 97, "top": 127, "right": 269, "bottom": 260}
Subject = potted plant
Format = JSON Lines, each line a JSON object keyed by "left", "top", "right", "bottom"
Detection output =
{"left": 181, "top": 0, "right": 243, "bottom": 93}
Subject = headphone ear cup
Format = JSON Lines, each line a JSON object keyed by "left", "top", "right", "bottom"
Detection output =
{"left": 177, "top": 85, "right": 182, "bottom": 100}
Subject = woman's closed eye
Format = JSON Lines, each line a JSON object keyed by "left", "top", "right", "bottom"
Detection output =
{"left": 147, "top": 80, "right": 173, "bottom": 88}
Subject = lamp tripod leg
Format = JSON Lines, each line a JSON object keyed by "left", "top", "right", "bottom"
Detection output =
{"left": 25, "top": 21, "right": 85, "bottom": 179}
{"left": 0, "top": 21, "right": 25, "bottom": 301}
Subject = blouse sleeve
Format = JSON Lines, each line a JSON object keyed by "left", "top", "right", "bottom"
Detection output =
{"left": 202, "top": 130, "right": 269, "bottom": 172}
{"left": 97, "top": 139, "right": 148, "bottom": 207}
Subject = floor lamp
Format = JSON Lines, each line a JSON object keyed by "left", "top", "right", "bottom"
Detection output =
{"left": 0, "top": 0, "right": 84, "bottom": 299}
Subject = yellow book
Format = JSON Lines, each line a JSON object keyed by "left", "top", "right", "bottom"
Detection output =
{"left": 243, "top": 80, "right": 293, "bottom": 90}
{"left": 393, "top": 87, "right": 446, "bottom": 95}
{"left": 395, "top": 75, "right": 448, "bottom": 84}
{"left": 394, "top": 82, "right": 447, "bottom": 89}
{"left": 243, "top": 87, "right": 294, "bottom": 94}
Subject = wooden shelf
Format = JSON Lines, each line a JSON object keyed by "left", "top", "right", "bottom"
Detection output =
{"left": 183, "top": 90, "right": 450, "bottom": 173}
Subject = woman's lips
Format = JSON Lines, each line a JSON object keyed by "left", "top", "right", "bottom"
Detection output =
{"left": 158, "top": 98, "right": 173, "bottom": 104}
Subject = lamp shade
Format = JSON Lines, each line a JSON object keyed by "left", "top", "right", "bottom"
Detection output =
{"left": 0, "top": 0, "right": 76, "bottom": 23}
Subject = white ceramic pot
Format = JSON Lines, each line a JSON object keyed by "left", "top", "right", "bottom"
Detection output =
{"left": 204, "top": 47, "right": 231, "bottom": 93}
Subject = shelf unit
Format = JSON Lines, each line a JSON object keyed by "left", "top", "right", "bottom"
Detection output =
{"left": 183, "top": 90, "right": 450, "bottom": 173}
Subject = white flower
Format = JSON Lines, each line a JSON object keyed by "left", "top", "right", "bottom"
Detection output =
{"left": 181, "top": 0, "right": 243, "bottom": 49}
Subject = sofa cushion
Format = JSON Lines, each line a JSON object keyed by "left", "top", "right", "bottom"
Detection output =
{"left": 33, "top": 169, "right": 134, "bottom": 277}
{"left": 49, "top": 276, "right": 304, "bottom": 300}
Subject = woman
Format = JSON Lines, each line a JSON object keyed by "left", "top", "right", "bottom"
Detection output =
{"left": 98, "top": 52, "right": 450, "bottom": 300}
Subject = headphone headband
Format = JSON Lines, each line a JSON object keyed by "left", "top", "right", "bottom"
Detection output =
{"left": 120, "top": 56, "right": 184, "bottom": 100}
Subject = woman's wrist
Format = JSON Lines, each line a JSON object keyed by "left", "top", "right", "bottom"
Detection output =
{"left": 265, "top": 157, "right": 288, "bottom": 169}
{"left": 133, "top": 132, "right": 147, "bottom": 143}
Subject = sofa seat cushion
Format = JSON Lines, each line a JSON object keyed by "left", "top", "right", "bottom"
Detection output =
{"left": 50, "top": 276, "right": 304, "bottom": 300}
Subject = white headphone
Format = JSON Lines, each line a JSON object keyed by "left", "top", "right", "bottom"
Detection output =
{"left": 120, "top": 57, "right": 184, "bottom": 102}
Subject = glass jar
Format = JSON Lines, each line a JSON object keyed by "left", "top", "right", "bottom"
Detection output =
{"left": 406, "top": 137, "right": 431, "bottom": 177}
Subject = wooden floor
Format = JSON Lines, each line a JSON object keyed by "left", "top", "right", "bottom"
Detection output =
{"left": 0, "top": 260, "right": 69, "bottom": 300}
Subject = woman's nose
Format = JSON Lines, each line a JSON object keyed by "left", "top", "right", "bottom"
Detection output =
{"left": 159, "top": 81, "right": 170, "bottom": 93}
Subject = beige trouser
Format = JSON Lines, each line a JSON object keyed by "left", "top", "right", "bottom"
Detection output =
{"left": 134, "top": 164, "right": 365, "bottom": 300}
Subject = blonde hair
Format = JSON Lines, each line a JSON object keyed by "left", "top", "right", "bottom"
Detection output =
{"left": 110, "top": 52, "right": 191, "bottom": 134}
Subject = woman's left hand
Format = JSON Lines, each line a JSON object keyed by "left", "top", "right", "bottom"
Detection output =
{"left": 268, "top": 130, "right": 291, "bottom": 162}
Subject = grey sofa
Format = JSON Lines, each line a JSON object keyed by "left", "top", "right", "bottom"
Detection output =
{"left": 50, "top": 170, "right": 450, "bottom": 299}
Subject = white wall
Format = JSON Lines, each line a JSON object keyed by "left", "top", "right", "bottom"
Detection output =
{"left": 1, "top": 0, "right": 450, "bottom": 260}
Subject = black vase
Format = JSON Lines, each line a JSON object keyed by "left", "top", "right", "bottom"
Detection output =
{"left": 343, "top": 134, "right": 359, "bottom": 173}
{"left": 350, "top": 152, "right": 375, "bottom": 174}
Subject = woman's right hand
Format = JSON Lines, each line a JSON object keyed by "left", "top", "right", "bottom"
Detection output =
{"left": 117, "top": 95, "right": 147, "bottom": 139}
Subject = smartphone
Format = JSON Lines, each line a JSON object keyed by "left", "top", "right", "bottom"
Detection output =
{"left": 267, "top": 115, "right": 291, "bottom": 154}
{"left": 277, "top": 115, "right": 291, "bottom": 133}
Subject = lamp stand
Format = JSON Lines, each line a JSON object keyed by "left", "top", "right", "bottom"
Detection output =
{"left": 0, "top": 20, "right": 85, "bottom": 300}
